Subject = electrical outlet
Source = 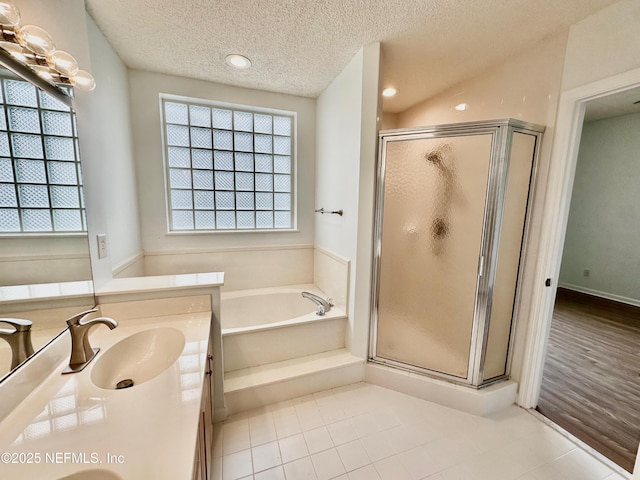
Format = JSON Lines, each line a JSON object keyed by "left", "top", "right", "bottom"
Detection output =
{"left": 97, "top": 234, "right": 108, "bottom": 259}
{"left": 583, "top": 268, "right": 590, "bottom": 277}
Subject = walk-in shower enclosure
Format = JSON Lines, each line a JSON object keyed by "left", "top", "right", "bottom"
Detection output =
{"left": 370, "top": 119, "right": 544, "bottom": 387}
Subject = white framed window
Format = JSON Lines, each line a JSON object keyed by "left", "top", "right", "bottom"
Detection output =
{"left": 0, "top": 75, "right": 85, "bottom": 234}
{"left": 161, "top": 96, "right": 295, "bottom": 232}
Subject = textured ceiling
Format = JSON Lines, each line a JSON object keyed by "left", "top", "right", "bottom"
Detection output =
{"left": 85, "top": 0, "right": 620, "bottom": 113}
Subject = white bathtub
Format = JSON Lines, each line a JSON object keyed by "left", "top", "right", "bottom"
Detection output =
{"left": 220, "top": 286, "right": 347, "bottom": 372}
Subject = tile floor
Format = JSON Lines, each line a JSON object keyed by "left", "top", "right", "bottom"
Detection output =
{"left": 212, "top": 382, "right": 628, "bottom": 480}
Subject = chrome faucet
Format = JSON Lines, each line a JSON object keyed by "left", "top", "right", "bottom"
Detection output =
{"left": 301, "top": 291, "right": 333, "bottom": 316}
{"left": 0, "top": 318, "right": 35, "bottom": 369}
{"left": 62, "top": 308, "right": 118, "bottom": 374}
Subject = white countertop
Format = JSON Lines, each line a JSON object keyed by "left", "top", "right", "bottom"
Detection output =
{"left": 0, "top": 312, "right": 211, "bottom": 480}
{"left": 96, "top": 272, "right": 224, "bottom": 297}
{"left": 0, "top": 281, "right": 94, "bottom": 305}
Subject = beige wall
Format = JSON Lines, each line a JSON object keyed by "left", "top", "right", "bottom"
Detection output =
{"left": 315, "top": 43, "right": 380, "bottom": 357}
{"left": 128, "top": 70, "right": 316, "bottom": 253}
{"left": 396, "top": 33, "right": 567, "bottom": 128}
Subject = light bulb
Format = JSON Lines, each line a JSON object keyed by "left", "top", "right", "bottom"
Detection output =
{"left": 15, "top": 25, "right": 55, "bottom": 56}
{"left": 382, "top": 87, "right": 397, "bottom": 97}
{"left": 46, "top": 50, "right": 79, "bottom": 76}
{"left": 0, "top": 1, "right": 20, "bottom": 27}
{"left": 225, "top": 54, "right": 251, "bottom": 69}
{"left": 71, "top": 70, "right": 95, "bottom": 91}
{"left": 454, "top": 103, "right": 468, "bottom": 111}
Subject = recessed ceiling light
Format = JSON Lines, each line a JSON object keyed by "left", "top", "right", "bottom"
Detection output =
{"left": 226, "top": 54, "right": 252, "bottom": 69}
{"left": 455, "top": 103, "right": 468, "bottom": 111}
{"left": 382, "top": 87, "right": 397, "bottom": 97}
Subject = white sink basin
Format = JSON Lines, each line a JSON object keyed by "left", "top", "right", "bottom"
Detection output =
{"left": 58, "top": 469, "right": 123, "bottom": 480}
{"left": 91, "top": 327, "right": 185, "bottom": 390}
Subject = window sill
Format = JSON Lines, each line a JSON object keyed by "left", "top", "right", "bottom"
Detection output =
{"left": 0, "top": 232, "right": 88, "bottom": 238}
{"left": 165, "top": 228, "right": 299, "bottom": 235}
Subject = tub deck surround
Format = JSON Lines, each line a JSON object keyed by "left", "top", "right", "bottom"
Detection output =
{"left": 220, "top": 285, "right": 364, "bottom": 415}
{"left": 0, "top": 311, "right": 212, "bottom": 480}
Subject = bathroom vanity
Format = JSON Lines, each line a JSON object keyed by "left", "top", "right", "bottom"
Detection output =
{"left": 0, "top": 273, "right": 224, "bottom": 480}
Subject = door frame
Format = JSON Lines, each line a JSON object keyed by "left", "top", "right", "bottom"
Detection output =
{"left": 517, "top": 66, "right": 640, "bottom": 413}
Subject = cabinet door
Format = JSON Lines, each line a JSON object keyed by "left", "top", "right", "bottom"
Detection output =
{"left": 375, "top": 133, "right": 493, "bottom": 378}
{"left": 193, "top": 418, "right": 203, "bottom": 480}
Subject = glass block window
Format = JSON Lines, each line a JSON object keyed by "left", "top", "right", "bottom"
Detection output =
{"left": 162, "top": 97, "right": 294, "bottom": 231}
{"left": 0, "top": 76, "right": 84, "bottom": 233}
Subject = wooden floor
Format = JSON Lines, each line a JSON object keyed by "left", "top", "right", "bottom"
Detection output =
{"left": 537, "top": 288, "right": 640, "bottom": 472}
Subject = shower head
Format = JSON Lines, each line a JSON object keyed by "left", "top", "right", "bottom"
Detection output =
{"left": 425, "top": 151, "right": 443, "bottom": 166}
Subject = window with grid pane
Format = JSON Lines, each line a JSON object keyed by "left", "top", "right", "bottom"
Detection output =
{"left": 0, "top": 76, "right": 85, "bottom": 234}
{"left": 162, "top": 98, "right": 294, "bottom": 231}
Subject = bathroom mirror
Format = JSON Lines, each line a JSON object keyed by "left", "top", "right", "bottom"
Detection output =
{"left": 0, "top": 49, "right": 95, "bottom": 382}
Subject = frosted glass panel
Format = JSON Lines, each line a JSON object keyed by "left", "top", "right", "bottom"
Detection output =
{"left": 483, "top": 132, "right": 536, "bottom": 380}
{"left": 376, "top": 134, "right": 493, "bottom": 378}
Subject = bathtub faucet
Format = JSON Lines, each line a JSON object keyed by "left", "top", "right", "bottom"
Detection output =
{"left": 301, "top": 292, "right": 333, "bottom": 316}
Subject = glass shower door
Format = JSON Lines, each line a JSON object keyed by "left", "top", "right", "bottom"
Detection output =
{"left": 375, "top": 133, "right": 493, "bottom": 379}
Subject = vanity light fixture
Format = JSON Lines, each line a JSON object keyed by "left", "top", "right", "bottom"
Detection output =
{"left": 382, "top": 87, "right": 398, "bottom": 97}
{"left": 455, "top": 103, "right": 468, "bottom": 111}
{"left": 225, "top": 54, "right": 252, "bottom": 69}
{"left": 0, "top": 0, "right": 95, "bottom": 90}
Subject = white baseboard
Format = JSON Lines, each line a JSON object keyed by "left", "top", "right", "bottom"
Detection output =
{"left": 365, "top": 363, "right": 517, "bottom": 417}
{"left": 558, "top": 282, "right": 640, "bottom": 308}
{"left": 112, "top": 251, "right": 144, "bottom": 277}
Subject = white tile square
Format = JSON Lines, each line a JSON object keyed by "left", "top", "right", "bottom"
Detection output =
{"left": 360, "top": 427, "right": 415, "bottom": 463}
{"left": 327, "top": 419, "right": 359, "bottom": 446}
{"left": 254, "top": 465, "right": 285, "bottom": 480}
{"left": 360, "top": 431, "right": 393, "bottom": 463}
{"left": 501, "top": 427, "right": 576, "bottom": 471}
{"left": 304, "top": 426, "right": 334, "bottom": 454}
{"left": 319, "top": 404, "right": 347, "bottom": 425}
{"left": 250, "top": 420, "right": 278, "bottom": 447}
{"left": 373, "top": 454, "right": 412, "bottom": 480}
{"left": 224, "top": 419, "right": 252, "bottom": 455}
{"left": 397, "top": 446, "right": 440, "bottom": 479}
{"left": 279, "top": 433, "right": 309, "bottom": 463}
{"left": 298, "top": 408, "right": 325, "bottom": 431}
{"left": 383, "top": 425, "right": 420, "bottom": 453}
{"left": 223, "top": 449, "right": 253, "bottom": 480}
{"left": 336, "top": 440, "right": 371, "bottom": 472}
{"left": 421, "top": 435, "right": 477, "bottom": 471}
{"left": 252, "top": 441, "right": 282, "bottom": 473}
{"left": 274, "top": 413, "right": 302, "bottom": 438}
{"left": 311, "top": 448, "right": 347, "bottom": 480}
{"left": 350, "top": 413, "right": 381, "bottom": 438}
{"left": 347, "top": 464, "right": 381, "bottom": 480}
{"left": 283, "top": 457, "right": 317, "bottom": 480}
{"left": 546, "top": 449, "right": 615, "bottom": 480}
